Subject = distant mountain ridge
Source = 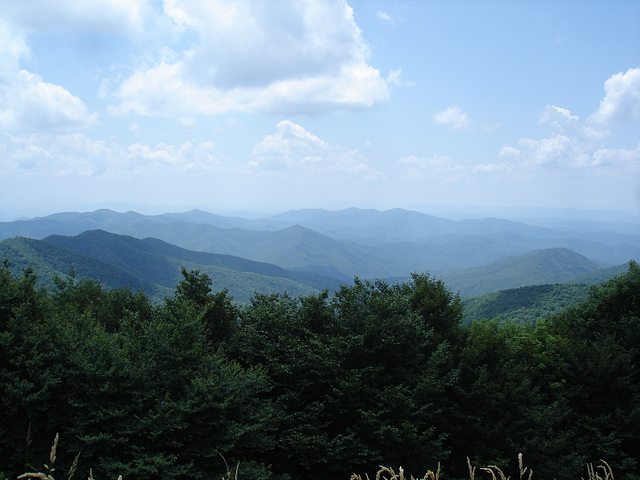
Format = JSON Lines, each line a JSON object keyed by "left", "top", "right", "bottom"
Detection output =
{"left": 0, "top": 208, "right": 637, "bottom": 288}
{"left": 0, "top": 230, "right": 342, "bottom": 303}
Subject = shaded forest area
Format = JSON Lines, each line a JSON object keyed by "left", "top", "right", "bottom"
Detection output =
{"left": 1, "top": 261, "right": 639, "bottom": 479}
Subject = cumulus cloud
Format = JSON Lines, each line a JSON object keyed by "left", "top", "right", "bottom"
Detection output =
{"left": 108, "top": 0, "right": 390, "bottom": 116}
{"left": 589, "top": 67, "right": 640, "bottom": 125}
{"left": 252, "top": 120, "right": 330, "bottom": 166}
{"left": 1, "top": 133, "right": 113, "bottom": 176}
{"left": 465, "top": 70, "right": 640, "bottom": 178}
{"left": 501, "top": 100, "right": 639, "bottom": 172}
{"left": 433, "top": 106, "right": 470, "bottom": 129}
{"left": 540, "top": 104, "right": 604, "bottom": 142}
{"left": 499, "top": 146, "right": 520, "bottom": 158}
{"left": 251, "top": 120, "right": 381, "bottom": 179}
{"left": 0, "top": 20, "right": 97, "bottom": 133}
{"left": 0, "top": 20, "right": 29, "bottom": 78}
{"left": 0, "top": 71, "right": 97, "bottom": 132}
{"left": 127, "top": 141, "right": 220, "bottom": 172}
{"left": 0, "top": 132, "right": 222, "bottom": 178}
{"left": 592, "top": 143, "right": 640, "bottom": 169}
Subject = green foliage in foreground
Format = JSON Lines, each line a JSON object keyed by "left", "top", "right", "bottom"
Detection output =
{"left": 1, "top": 260, "right": 639, "bottom": 480}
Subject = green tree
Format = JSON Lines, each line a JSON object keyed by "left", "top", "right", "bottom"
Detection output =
{"left": 0, "top": 263, "right": 276, "bottom": 479}
{"left": 547, "top": 261, "right": 640, "bottom": 477}
{"left": 231, "top": 276, "right": 461, "bottom": 479}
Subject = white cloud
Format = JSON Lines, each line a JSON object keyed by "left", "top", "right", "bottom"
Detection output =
{"left": 375, "top": 5, "right": 406, "bottom": 26}
{"left": 10, "top": 71, "right": 96, "bottom": 131}
{"left": 0, "top": 70, "right": 97, "bottom": 132}
{"left": 108, "top": 0, "right": 390, "bottom": 116}
{"left": 503, "top": 99, "right": 638, "bottom": 171}
{"left": 0, "top": 133, "right": 222, "bottom": 178}
{"left": 517, "top": 134, "right": 585, "bottom": 167}
{"left": 386, "top": 68, "right": 414, "bottom": 87}
{"left": 589, "top": 67, "right": 640, "bottom": 125}
{"left": 377, "top": 11, "right": 391, "bottom": 22}
{"left": 487, "top": 67, "right": 640, "bottom": 178}
{"left": 127, "top": 141, "right": 220, "bottom": 172}
{"left": 592, "top": 143, "right": 640, "bottom": 170}
{"left": 540, "top": 104, "right": 578, "bottom": 125}
{"left": 252, "top": 120, "right": 330, "bottom": 162}
{"left": 433, "top": 106, "right": 470, "bottom": 129}
{"left": 0, "top": 21, "right": 97, "bottom": 133}
{"left": 0, "top": 20, "right": 29, "bottom": 78}
{"left": 1, "top": 133, "right": 113, "bottom": 176}
{"left": 251, "top": 120, "right": 381, "bottom": 179}
{"left": 539, "top": 104, "right": 604, "bottom": 142}
{"left": 499, "top": 146, "right": 520, "bottom": 157}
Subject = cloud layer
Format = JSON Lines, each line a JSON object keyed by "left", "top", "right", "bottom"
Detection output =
{"left": 107, "top": 0, "right": 390, "bottom": 116}
{"left": 589, "top": 67, "right": 640, "bottom": 125}
{"left": 251, "top": 120, "right": 380, "bottom": 180}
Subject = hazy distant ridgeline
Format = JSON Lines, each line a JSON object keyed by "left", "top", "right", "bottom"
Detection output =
{"left": 0, "top": 208, "right": 636, "bottom": 309}
{"left": 1, "top": 208, "right": 638, "bottom": 279}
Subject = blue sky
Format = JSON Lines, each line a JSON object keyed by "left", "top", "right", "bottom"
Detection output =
{"left": 1, "top": 0, "right": 639, "bottom": 219}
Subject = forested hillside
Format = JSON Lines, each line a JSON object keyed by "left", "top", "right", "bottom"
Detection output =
{"left": 1, "top": 260, "right": 638, "bottom": 479}
{"left": 441, "top": 248, "right": 605, "bottom": 297}
{"left": 0, "top": 231, "right": 340, "bottom": 303}
{"left": 462, "top": 283, "right": 590, "bottom": 325}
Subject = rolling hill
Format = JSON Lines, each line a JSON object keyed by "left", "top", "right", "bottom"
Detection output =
{"left": 0, "top": 236, "right": 170, "bottom": 298}
{"left": 440, "top": 247, "right": 607, "bottom": 297}
{"left": 1, "top": 230, "right": 343, "bottom": 303}
{"left": 462, "top": 283, "right": 591, "bottom": 325}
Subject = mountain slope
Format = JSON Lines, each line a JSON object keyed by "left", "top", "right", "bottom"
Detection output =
{"left": 0, "top": 236, "right": 169, "bottom": 298}
{"left": 44, "top": 229, "right": 342, "bottom": 291}
{"left": 1, "top": 231, "right": 344, "bottom": 303}
{"left": 462, "top": 283, "right": 590, "bottom": 325}
{"left": 441, "top": 247, "right": 606, "bottom": 297}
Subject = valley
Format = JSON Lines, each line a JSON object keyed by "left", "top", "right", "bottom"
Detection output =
{"left": 0, "top": 207, "right": 636, "bottom": 312}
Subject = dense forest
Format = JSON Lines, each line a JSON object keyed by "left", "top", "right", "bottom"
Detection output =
{"left": 1, "top": 260, "right": 639, "bottom": 479}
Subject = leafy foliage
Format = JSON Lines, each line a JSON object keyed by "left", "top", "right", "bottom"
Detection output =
{"left": 1, "top": 259, "right": 639, "bottom": 479}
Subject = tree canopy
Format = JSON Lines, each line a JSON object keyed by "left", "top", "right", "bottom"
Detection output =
{"left": 1, "top": 261, "right": 638, "bottom": 479}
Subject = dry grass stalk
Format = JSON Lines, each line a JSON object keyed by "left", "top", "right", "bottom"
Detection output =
{"left": 18, "top": 433, "right": 59, "bottom": 480}
{"left": 350, "top": 474, "right": 371, "bottom": 480}
{"left": 17, "top": 434, "right": 122, "bottom": 480}
{"left": 481, "top": 465, "right": 509, "bottom": 480}
{"left": 467, "top": 457, "right": 477, "bottom": 480}
{"left": 518, "top": 453, "right": 533, "bottom": 480}
{"left": 584, "top": 460, "right": 614, "bottom": 480}
{"left": 68, "top": 453, "right": 80, "bottom": 480}
{"left": 350, "top": 463, "right": 442, "bottom": 480}
{"left": 468, "top": 454, "right": 530, "bottom": 480}
{"left": 219, "top": 453, "right": 240, "bottom": 480}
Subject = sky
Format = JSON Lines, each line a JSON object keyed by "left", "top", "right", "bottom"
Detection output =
{"left": 1, "top": 0, "right": 639, "bottom": 220}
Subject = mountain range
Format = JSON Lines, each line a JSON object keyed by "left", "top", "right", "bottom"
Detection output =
{"left": 0, "top": 207, "right": 637, "bottom": 301}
